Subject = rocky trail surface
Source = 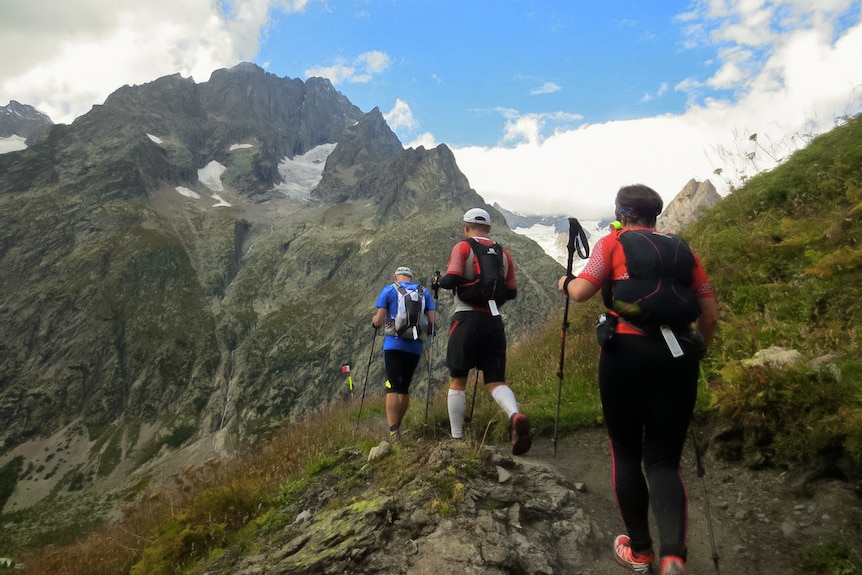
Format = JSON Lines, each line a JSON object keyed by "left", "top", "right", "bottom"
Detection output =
{"left": 532, "top": 426, "right": 862, "bottom": 575}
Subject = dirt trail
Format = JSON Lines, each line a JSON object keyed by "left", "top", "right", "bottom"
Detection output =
{"left": 527, "top": 426, "right": 862, "bottom": 575}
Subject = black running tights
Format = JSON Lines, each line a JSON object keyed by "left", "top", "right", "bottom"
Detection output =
{"left": 599, "top": 333, "right": 699, "bottom": 560}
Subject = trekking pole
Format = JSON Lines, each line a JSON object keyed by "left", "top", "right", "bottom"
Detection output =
{"left": 355, "top": 327, "right": 379, "bottom": 430}
{"left": 423, "top": 344, "right": 434, "bottom": 438}
{"left": 423, "top": 272, "right": 441, "bottom": 437}
{"left": 463, "top": 370, "right": 480, "bottom": 428}
{"left": 553, "top": 217, "right": 590, "bottom": 457}
{"left": 691, "top": 419, "right": 721, "bottom": 575}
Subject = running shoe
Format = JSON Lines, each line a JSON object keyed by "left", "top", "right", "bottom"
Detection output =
{"left": 613, "top": 535, "right": 655, "bottom": 575}
{"left": 659, "top": 555, "right": 687, "bottom": 575}
{"left": 509, "top": 413, "right": 532, "bottom": 455}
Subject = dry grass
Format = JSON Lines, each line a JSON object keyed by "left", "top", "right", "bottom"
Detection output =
{"left": 16, "top": 399, "right": 380, "bottom": 575}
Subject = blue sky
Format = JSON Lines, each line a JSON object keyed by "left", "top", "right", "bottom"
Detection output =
{"left": 2, "top": 1, "right": 861, "bottom": 218}
{"left": 257, "top": 2, "right": 708, "bottom": 148}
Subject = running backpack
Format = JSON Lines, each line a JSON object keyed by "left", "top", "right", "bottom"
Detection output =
{"left": 456, "top": 238, "right": 510, "bottom": 307}
{"left": 601, "top": 229, "right": 701, "bottom": 330}
{"left": 393, "top": 283, "right": 428, "bottom": 340}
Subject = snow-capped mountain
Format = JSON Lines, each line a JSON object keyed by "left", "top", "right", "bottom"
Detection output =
{"left": 0, "top": 100, "right": 53, "bottom": 153}
{"left": 494, "top": 203, "right": 612, "bottom": 273}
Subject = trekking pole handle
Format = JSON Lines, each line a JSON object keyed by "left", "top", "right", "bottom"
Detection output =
{"left": 567, "top": 217, "right": 590, "bottom": 261}
{"left": 566, "top": 218, "right": 579, "bottom": 273}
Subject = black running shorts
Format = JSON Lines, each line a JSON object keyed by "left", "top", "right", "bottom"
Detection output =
{"left": 383, "top": 349, "right": 421, "bottom": 394}
{"left": 446, "top": 311, "right": 507, "bottom": 382}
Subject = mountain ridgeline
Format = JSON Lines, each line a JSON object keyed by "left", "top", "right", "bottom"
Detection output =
{"left": 0, "top": 63, "right": 563, "bottom": 502}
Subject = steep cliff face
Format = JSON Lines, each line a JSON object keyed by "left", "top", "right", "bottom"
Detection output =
{"left": 657, "top": 178, "right": 722, "bottom": 233}
{"left": 0, "top": 63, "right": 563, "bottom": 512}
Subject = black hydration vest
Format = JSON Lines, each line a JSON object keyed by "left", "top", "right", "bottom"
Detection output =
{"left": 601, "top": 229, "right": 701, "bottom": 330}
{"left": 455, "top": 238, "right": 510, "bottom": 307}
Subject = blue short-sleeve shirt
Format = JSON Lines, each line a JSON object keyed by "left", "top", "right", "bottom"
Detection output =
{"left": 375, "top": 281, "right": 436, "bottom": 353}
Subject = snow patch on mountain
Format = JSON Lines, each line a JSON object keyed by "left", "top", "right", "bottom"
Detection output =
{"left": 513, "top": 224, "right": 563, "bottom": 264}
{"left": 199, "top": 161, "right": 226, "bottom": 192}
{"left": 0, "top": 135, "right": 27, "bottom": 154}
{"left": 274, "top": 143, "right": 337, "bottom": 200}
{"left": 176, "top": 186, "right": 200, "bottom": 199}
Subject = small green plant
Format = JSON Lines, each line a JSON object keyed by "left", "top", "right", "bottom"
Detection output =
{"left": 710, "top": 361, "right": 861, "bottom": 467}
{"left": 797, "top": 542, "right": 862, "bottom": 575}
{"left": 304, "top": 455, "right": 337, "bottom": 476}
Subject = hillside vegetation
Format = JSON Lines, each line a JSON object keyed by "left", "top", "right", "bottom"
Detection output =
{"left": 6, "top": 115, "right": 862, "bottom": 574}
{"left": 690, "top": 114, "right": 862, "bottom": 470}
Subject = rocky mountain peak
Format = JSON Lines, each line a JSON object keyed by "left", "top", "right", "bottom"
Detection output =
{"left": 657, "top": 178, "right": 722, "bottom": 233}
{"left": 0, "top": 100, "right": 53, "bottom": 144}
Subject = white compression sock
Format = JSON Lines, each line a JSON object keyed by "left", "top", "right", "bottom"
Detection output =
{"left": 447, "top": 389, "right": 467, "bottom": 438}
{"left": 491, "top": 385, "right": 519, "bottom": 419}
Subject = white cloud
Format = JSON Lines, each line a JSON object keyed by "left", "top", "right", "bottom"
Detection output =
{"left": 406, "top": 132, "right": 438, "bottom": 149}
{"left": 357, "top": 50, "right": 390, "bottom": 73}
{"left": 384, "top": 98, "right": 416, "bottom": 132}
{"left": 707, "top": 47, "right": 753, "bottom": 89}
{"left": 641, "top": 82, "right": 670, "bottom": 102}
{"left": 452, "top": 4, "right": 862, "bottom": 218}
{"left": 530, "top": 82, "right": 561, "bottom": 95}
{"left": 502, "top": 113, "right": 543, "bottom": 145}
{"left": 454, "top": 115, "right": 725, "bottom": 219}
{"left": 493, "top": 108, "right": 584, "bottom": 146}
{"left": 306, "top": 50, "right": 391, "bottom": 85}
{"left": 0, "top": 0, "right": 304, "bottom": 125}
{"left": 305, "top": 63, "right": 357, "bottom": 84}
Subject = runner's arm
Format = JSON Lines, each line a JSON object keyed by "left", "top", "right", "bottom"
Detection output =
{"left": 372, "top": 285, "right": 392, "bottom": 328}
{"left": 371, "top": 307, "right": 388, "bottom": 329}
{"left": 438, "top": 242, "right": 468, "bottom": 289}
{"left": 426, "top": 309, "right": 436, "bottom": 334}
{"left": 691, "top": 253, "right": 718, "bottom": 345}
{"left": 696, "top": 296, "right": 718, "bottom": 346}
{"left": 503, "top": 249, "right": 517, "bottom": 301}
{"left": 438, "top": 273, "right": 465, "bottom": 289}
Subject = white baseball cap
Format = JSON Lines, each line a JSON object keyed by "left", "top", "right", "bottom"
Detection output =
{"left": 394, "top": 266, "right": 413, "bottom": 277}
{"left": 463, "top": 208, "right": 491, "bottom": 224}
